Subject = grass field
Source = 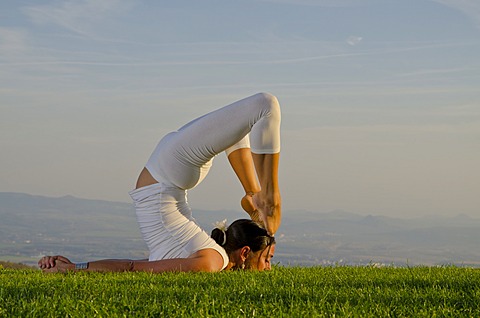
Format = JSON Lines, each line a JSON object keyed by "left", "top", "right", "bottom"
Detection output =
{"left": 1, "top": 265, "right": 479, "bottom": 317}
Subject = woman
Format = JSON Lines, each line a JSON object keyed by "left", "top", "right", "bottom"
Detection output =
{"left": 38, "top": 92, "right": 282, "bottom": 273}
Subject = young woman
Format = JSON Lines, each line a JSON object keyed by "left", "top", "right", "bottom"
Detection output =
{"left": 38, "top": 92, "right": 282, "bottom": 273}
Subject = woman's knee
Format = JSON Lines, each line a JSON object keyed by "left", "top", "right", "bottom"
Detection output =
{"left": 254, "top": 92, "right": 281, "bottom": 115}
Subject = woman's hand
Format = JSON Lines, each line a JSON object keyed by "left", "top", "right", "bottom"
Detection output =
{"left": 38, "top": 255, "right": 74, "bottom": 273}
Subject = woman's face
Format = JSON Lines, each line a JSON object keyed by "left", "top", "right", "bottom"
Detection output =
{"left": 245, "top": 244, "right": 275, "bottom": 271}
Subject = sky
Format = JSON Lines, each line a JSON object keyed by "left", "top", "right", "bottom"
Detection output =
{"left": 1, "top": 0, "right": 479, "bottom": 218}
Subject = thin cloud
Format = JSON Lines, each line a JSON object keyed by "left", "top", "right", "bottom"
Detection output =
{"left": 256, "top": 0, "right": 382, "bottom": 7}
{"left": 346, "top": 36, "right": 363, "bottom": 46}
{"left": 1, "top": 40, "right": 472, "bottom": 67}
{"left": 431, "top": 0, "right": 480, "bottom": 29}
{"left": 0, "top": 28, "right": 29, "bottom": 55}
{"left": 301, "top": 121, "right": 480, "bottom": 137}
{"left": 22, "top": 0, "right": 134, "bottom": 38}
{"left": 395, "top": 67, "right": 477, "bottom": 78}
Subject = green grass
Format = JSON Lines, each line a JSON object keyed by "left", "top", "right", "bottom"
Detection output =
{"left": 1, "top": 266, "right": 480, "bottom": 317}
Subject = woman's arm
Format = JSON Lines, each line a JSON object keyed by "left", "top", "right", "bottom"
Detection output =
{"left": 132, "top": 249, "right": 224, "bottom": 272}
{"left": 38, "top": 249, "right": 224, "bottom": 273}
{"left": 39, "top": 255, "right": 136, "bottom": 273}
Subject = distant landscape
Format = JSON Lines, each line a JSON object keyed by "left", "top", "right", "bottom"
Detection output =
{"left": 1, "top": 192, "right": 480, "bottom": 268}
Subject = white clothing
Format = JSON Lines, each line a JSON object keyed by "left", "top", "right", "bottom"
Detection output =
{"left": 145, "top": 92, "right": 281, "bottom": 189}
{"left": 129, "top": 183, "right": 229, "bottom": 268}
{"left": 131, "top": 92, "right": 281, "bottom": 270}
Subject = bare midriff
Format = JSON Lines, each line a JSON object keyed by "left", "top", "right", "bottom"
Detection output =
{"left": 135, "top": 168, "right": 159, "bottom": 189}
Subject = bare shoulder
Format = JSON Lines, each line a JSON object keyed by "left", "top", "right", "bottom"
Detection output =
{"left": 188, "top": 249, "right": 225, "bottom": 272}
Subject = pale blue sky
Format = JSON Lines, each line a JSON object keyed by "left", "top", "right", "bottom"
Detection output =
{"left": 1, "top": 0, "right": 479, "bottom": 218}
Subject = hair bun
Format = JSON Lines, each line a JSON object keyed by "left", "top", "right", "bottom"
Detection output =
{"left": 211, "top": 228, "right": 227, "bottom": 246}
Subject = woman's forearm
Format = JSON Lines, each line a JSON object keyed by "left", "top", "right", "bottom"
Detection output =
{"left": 40, "top": 249, "right": 222, "bottom": 274}
{"left": 74, "top": 259, "right": 135, "bottom": 272}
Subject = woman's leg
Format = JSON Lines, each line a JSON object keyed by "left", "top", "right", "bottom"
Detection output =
{"left": 252, "top": 152, "right": 281, "bottom": 235}
{"left": 143, "top": 92, "right": 282, "bottom": 234}
{"left": 177, "top": 92, "right": 281, "bottom": 159}
{"left": 228, "top": 148, "right": 281, "bottom": 235}
{"left": 145, "top": 92, "right": 281, "bottom": 190}
{"left": 221, "top": 93, "right": 282, "bottom": 235}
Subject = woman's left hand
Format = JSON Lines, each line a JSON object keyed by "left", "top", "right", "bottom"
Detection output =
{"left": 38, "top": 255, "right": 73, "bottom": 272}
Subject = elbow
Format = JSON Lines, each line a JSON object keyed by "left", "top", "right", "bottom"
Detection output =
{"left": 190, "top": 249, "right": 225, "bottom": 272}
{"left": 196, "top": 259, "right": 223, "bottom": 273}
{"left": 204, "top": 264, "right": 223, "bottom": 273}
{"left": 197, "top": 263, "right": 222, "bottom": 273}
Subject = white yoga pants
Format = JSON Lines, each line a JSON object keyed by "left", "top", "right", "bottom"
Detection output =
{"left": 129, "top": 92, "right": 281, "bottom": 268}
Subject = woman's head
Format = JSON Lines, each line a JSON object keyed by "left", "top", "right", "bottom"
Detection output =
{"left": 211, "top": 219, "right": 275, "bottom": 271}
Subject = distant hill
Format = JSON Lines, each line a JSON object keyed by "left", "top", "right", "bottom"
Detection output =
{"left": 0, "top": 260, "right": 35, "bottom": 270}
{"left": 1, "top": 192, "right": 480, "bottom": 267}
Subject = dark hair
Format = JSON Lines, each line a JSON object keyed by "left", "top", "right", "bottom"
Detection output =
{"left": 211, "top": 219, "right": 275, "bottom": 254}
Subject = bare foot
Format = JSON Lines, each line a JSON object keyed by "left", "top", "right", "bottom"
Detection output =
{"left": 253, "top": 192, "right": 282, "bottom": 235}
{"left": 241, "top": 192, "right": 282, "bottom": 235}
{"left": 241, "top": 194, "right": 265, "bottom": 227}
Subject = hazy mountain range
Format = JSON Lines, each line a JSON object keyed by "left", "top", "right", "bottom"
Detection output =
{"left": 1, "top": 192, "right": 479, "bottom": 268}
